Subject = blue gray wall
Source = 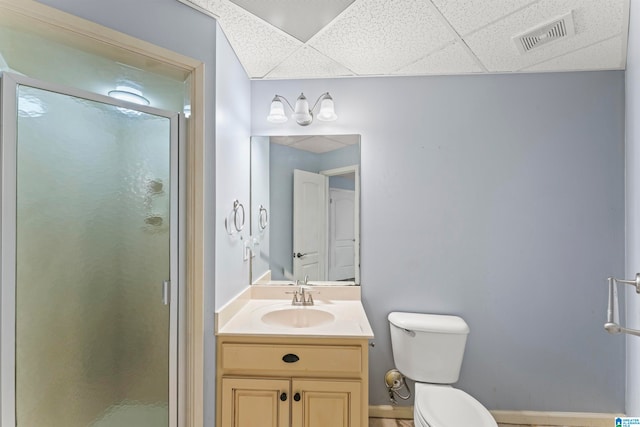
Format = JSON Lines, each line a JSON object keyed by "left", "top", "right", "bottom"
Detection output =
{"left": 214, "top": 25, "right": 251, "bottom": 308}
{"left": 252, "top": 71, "right": 626, "bottom": 412}
{"left": 626, "top": 0, "right": 640, "bottom": 417}
{"left": 250, "top": 136, "right": 271, "bottom": 282}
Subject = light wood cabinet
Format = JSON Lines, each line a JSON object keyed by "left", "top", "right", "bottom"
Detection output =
{"left": 221, "top": 378, "right": 290, "bottom": 427}
{"left": 291, "top": 379, "right": 361, "bottom": 427}
{"left": 217, "top": 336, "right": 369, "bottom": 427}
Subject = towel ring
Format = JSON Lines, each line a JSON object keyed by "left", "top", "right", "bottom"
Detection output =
{"left": 224, "top": 199, "right": 245, "bottom": 235}
{"left": 258, "top": 205, "right": 268, "bottom": 231}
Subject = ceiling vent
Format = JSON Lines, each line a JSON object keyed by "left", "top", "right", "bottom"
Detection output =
{"left": 512, "top": 11, "right": 576, "bottom": 54}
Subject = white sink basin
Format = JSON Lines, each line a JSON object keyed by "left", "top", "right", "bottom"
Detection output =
{"left": 261, "top": 308, "right": 335, "bottom": 328}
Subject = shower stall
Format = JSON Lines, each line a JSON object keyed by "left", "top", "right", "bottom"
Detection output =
{"left": 0, "top": 73, "right": 179, "bottom": 426}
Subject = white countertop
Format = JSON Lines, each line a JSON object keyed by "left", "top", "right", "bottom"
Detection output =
{"left": 215, "top": 285, "right": 374, "bottom": 339}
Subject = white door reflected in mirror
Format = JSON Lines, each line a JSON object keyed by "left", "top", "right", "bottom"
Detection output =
{"left": 293, "top": 169, "right": 327, "bottom": 281}
{"left": 328, "top": 187, "right": 356, "bottom": 281}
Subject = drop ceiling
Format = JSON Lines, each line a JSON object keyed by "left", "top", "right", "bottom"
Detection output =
{"left": 180, "top": 0, "right": 629, "bottom": 80}
{"left": 270, "top": 134, "right": 359, "bottom": 154}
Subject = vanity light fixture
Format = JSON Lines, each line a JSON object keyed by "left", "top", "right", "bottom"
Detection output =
{"left": 108, "top": 85, "right": 150, "bottom": 106}
{"left": 267, "top": 92, "right": 337, "bottom": 126}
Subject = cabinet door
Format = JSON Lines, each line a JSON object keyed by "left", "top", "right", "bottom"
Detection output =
{"left": 291, "top": 379, "right": 361, "bottom": 427}
{"left": 221, "top": 377, "right": 290, "bottom": 427}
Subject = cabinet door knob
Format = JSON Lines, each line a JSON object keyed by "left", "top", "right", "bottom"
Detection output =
{"left": 293, "top": 392, "right": 301, "bottom": 402}
{"left": 282, "top": 353, "right": 300, "bottom": 363}
{"left": 280, "top": 392, "right": 287, "bottom": 401}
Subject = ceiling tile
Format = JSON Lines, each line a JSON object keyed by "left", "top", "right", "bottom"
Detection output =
{"left": 291, "top": 136, "right": 348, "bottom": 154}
{"left": 464, "top": 0, "right": 626, "bottom": 72}
{"left": 270, "top": 135, "right": 357, "bottom": 153}
{"left": 431, "top": 0, "right": 539, "bottom": 36}
{"left": 181, "top": 0, "right": 629, "bottom": 79}
{"left": 393, "top": 41, "right": 484, "bottom": 75}
{"left": 193, "top": 0, "right": 303, "bottom": 78}
{"left": 323, "top": 135, "right": 359, "bottom": 146}
{"left": 265, "top": 46, "right": 355, "bottom": 79}
{"left": 270, "top": 135, "right": 313, "bottom": 146}
{"left": 227, "top": 0, "right": 355, "bottom": 42}
{"left": 522, "top": 35, "right": 624, "bottom": 72}
{"left": 309, "top": 0, "right": 457, "bottom": 75}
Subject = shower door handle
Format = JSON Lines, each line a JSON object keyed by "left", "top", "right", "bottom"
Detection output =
{"left": 162, "top": 280, "right": 171, "bottom": 305}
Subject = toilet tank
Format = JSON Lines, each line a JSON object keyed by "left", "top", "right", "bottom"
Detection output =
{"left": 388, "top": 312, "right": 470, "bottom": 384}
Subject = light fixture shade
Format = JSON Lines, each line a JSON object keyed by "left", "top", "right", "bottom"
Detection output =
{"left": 317, "top": 94, "right": 337, "bottom": 121}
{"left": 108, "top": 85, "right": 150, "bottom": 106}
{"left": 267, "top": 97, "right": 288, "bottom": 123}
{"left": 292, "top": 93, "right": 313, "bottom": 126}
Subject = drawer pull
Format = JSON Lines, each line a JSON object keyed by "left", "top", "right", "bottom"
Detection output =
{"left": 280, "top": 392, "right": 287, "bottom": 401}
{"left": 294, "top": 392, "right": 301, "bottom": 402}
{"left": 282, "top": 353, "right": 300, "bottom": 363}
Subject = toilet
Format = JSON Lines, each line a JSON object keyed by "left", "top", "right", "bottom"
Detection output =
{"left": 388, "top": 312, "right": 497, "bottom": 427}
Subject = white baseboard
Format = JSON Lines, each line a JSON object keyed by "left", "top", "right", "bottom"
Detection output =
{"left": 491, "top": 410, "right": 624, "bottom": 427}
{"left": 369, "top": 405, "right": 624, "bottom": 427}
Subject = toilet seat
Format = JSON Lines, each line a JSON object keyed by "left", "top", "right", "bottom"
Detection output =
{"left": 414, "top": 383, "right": 497, "bottom": 427}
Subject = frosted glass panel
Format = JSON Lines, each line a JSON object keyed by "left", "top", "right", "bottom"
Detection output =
{"left": 15, "top": 85, "right": 171, "bottom": 427}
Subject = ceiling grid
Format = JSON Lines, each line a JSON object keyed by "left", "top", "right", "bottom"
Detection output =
{"left": 180, "top": 0, "right": 630, "bottom": 79}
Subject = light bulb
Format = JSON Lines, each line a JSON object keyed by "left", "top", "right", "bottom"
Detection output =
{"left": 267, "top": 97, "right": 288, "bottom": 123}
{"left": 292, "top": 93, "right": 313, "bottom": 126}
{"left": 317, "top": 94, "right": 337, "bottom": 121}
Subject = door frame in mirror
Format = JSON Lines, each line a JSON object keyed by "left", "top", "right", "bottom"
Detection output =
{"left": 319, "top": 165, "right": 360, "bottom": 284}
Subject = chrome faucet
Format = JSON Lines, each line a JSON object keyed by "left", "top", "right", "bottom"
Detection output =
{"left": 287, "top": 276, "right": 316, "bottom": 306}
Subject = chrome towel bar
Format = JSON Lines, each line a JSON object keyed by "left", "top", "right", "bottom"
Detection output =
{"left": 605, "top": 274, "right": 640, "bottom": 337}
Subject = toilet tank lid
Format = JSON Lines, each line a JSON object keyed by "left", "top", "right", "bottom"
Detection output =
{"left": 388, "top": 312, "right": 470, "bottom": 334}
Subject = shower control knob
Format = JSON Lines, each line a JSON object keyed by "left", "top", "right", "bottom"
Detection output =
{"left": 280, "top": 392, "right": 287, "bottom": 401}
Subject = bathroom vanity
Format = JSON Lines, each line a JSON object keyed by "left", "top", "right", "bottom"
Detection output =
{"left": 215, "top": 285, "right": 373, "bottom": 427}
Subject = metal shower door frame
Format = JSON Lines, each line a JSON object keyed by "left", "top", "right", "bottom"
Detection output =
{"left": 0, "top": 72, "right": 181, "bottom": 427}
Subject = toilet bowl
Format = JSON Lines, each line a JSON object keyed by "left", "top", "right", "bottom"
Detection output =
{"left": 388, "top": 312, "right": 497, "bottom": 427}
{"left": 413, "top": 383, "right": 496, "bottom": 427}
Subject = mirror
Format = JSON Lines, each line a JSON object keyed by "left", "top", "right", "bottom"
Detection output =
{"left": 250, "top": 135, "right": 361, "bottom": 285}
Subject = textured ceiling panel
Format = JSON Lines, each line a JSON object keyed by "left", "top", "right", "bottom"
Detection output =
{"left": 289, "top": 135, "right": 357, "bottom": 153}
{"left": 522, "top": 35, "right": 624, "bottom": 72}
{"left": 265, "top": 46, "right": 355, "bottom": 79}
{"left": 394, "top": 41, "right": 484, "bottom": 75}
{"left": 180, "top": 0, "right": 629, "bottom": 79}
{"left": 308, "top": 0, "right": 456, "bottom": 75}
{"left": 431, "top": 0, "right": 539, "bottom": 36}
{"left": 227, "top": 0, "right": 354, "bottom": 42}
{"left": 464, "top": 0, "right": 626, "bottom": 72}
{"left": 290, "top": 135, "right": 352, "bottom": 153}
{"left": 193, "top": 0, "right": 303, "bottom": 77}
{"left": 270, "top": 135, "right": 358, "bottom": 151}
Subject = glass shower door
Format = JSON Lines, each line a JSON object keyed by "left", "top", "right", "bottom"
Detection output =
{"left": 0, "top": 73, "right": 178, "bottom": 427}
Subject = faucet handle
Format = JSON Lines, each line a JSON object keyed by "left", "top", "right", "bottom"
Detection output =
{"left": 285, "top": 289, "right": 301, "bottom": 299}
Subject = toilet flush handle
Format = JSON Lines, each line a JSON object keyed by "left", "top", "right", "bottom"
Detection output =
{"left": 402, "top": 328, "right": 416, "bottom": 337}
